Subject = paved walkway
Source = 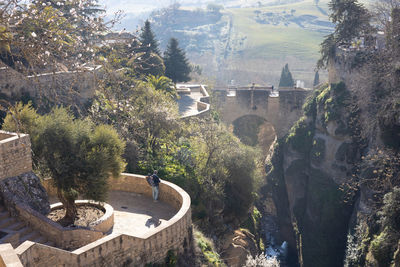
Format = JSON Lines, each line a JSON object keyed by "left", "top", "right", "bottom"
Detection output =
{"left": 49, "top": 190, "right": 177, "bottom": 238}
{"left": 108, "top": 191, "right": 176, "bottom": 236}
{"left": 178, "top": 91, "right": 204, "bottom": 117}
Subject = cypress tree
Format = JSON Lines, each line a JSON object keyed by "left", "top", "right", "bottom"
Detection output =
{"left": 134, "top": 20, "right": 164, "bottom": 77}
{"left": 313, "top": 71, "right": 320, "bottom": 86}
{"left": 164, "top": 38, "right": 191, "bottom": 83}
{"left": 279, "top": 63, "right": 294, "bottom": 87}
{"left": 139, "top": 20, "right": 160, "bottom": 55}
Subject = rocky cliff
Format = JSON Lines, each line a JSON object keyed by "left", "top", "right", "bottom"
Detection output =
{"left": 263, "top": 46, "right": 400, "bottom": 266}
{"left": 264, "top": 82, "right": 359, "bottom": 266}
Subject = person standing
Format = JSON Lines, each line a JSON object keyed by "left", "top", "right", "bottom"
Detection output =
{"left": 151, "top": 170, "right": 161, "bottom": 202}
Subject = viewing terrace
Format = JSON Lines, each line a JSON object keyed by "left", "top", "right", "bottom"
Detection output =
{"left": 0, "top": 131, "right": 192, "bottom": 266}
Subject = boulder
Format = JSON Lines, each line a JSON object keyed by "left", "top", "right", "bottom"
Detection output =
{"left": 0, "top": 172, "right": 50, "bottom": 216}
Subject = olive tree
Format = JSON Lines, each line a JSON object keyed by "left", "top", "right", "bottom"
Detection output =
{"left": 3, "top": 105, "right": 126, "bottom": 225}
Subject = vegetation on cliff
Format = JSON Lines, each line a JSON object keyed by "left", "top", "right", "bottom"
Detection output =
{"left": 264, "top": 1, "right": 400, "bottom": 266}
{"left": 265, "top": 81, "right": 359, "bottom": 266}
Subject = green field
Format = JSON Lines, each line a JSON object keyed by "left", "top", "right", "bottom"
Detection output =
{"left": 228, "top": 1, "right": 330, "bottom": 58}
{"left": 150, "top": 0, "right": 336, "bottom": 86}
{"left": 213, "top": 0, "right": 332, "bottom": 86}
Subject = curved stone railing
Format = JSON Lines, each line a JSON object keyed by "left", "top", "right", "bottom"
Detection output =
{"left": 15, "top": 173, "right": 192, "bottom": 266}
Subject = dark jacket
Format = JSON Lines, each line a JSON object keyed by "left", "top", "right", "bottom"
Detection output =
{"left": 152, "top": 174, "right": 160, "bottom": 186}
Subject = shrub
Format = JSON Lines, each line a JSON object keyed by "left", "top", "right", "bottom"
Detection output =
{"left": 379, "top": 187, "right": 400, "bottom": 232}
{"left": 2, "top": 102, "right": 38, "bottom": 134}
{"left": 224, "top": 145, "right": 258, "bottom": 218}
{"left": 370, "top": 229, "right": 393, "bottom": 266}
{"left": 194, "top": 230, "right": 225, "bottom": 267}
{"left": 310, "top": 138, "right": 326, "bottom": 163}
{"left": 286, "top": 117, "right": 315, "bottom": 154}
{"left": 165, "top": 250, "right": 177, "bottom": 266}
{"left": 303, "top": 94, "right": 317, "bottom": 118}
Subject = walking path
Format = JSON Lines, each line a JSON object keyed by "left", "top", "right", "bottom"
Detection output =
{"left": 178, "top": 91, "right": 204, "bottom": 117}
{"left": 107, "top": 191, "right": 176, "bottom": 237}
{"left": 176, "top": 84, "right": 210, "bottom": 117}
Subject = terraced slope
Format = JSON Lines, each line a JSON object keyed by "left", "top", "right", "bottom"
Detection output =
{"left": 0, "top": 205, "right": 54, "bottom": 248}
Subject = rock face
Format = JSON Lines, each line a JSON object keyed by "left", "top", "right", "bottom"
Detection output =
{"left": 221, "top": 229, "right": 258, "bottom": 267}
{"left": 0, "top": 172, "right": 50, "bottom": 216}
{"left": 264, "top": 82, "right": 361, "bottom": 266}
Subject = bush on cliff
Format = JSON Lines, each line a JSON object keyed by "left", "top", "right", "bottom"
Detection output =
{"left": 194, "top": 229, "right": 225, "bottom": 266}
{"left": 368, "top": 188, "right": 400, "bottom": 266}
{"left": 286, "top": 116, "right": 315, "bottom": 155}
{"left": 187, "top": 119, "right": 261, "bottom": 228}
{"left": 370, "top": 229, "right": 395, "bottom": 266}
{"left": 379, "top": 187, "right": 400, "bottom": 232}
{"left": 2, "top": 102, "right": 38, "bottom": 134}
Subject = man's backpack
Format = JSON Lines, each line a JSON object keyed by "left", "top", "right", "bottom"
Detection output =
{"left": 146, "top": 175, "right": 154, "bottom": 186}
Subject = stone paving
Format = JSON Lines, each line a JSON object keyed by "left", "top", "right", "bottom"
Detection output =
{"left": 178, "top": 91, "right": 204, "bottom": 117}
{"left": 107, "top": 191, "right": 176, "bottom": 237}
{"left": 49, "top": 190, "right": 177, "bottom": 238}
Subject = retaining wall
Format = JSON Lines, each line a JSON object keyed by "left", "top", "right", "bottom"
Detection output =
{"left": 0, "top": 131, "right": 32, "bottom": 180}
{"left": 0, "top": 63, "right": 99, "bottom": 105}
{"left": 16, "top": 202, "right": 105, "bottom": 250}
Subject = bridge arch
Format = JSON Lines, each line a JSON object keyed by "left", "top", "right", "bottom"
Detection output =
{"left": 232, "top": 115, "right": 277, "bottom": 151}
{"left": 213, "top": 88, "right": 311, "bottom": 138}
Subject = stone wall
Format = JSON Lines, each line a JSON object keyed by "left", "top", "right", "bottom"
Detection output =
{"left": 50, "top": 201, "right": 114, "bottom": 234}
{"left": 0, "top": 63, "right": 99, "bottom": 105}
{"left": 0, "top": 131, "right": 32, "bottom": 180}
{"left": 16, "top": 174, "right": 192, "bottom": 266}
{"left": 0, "top": 64, "right": 28, "bottom": 100}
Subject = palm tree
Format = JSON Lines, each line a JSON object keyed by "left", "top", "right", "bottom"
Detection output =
{"left": 146, "top": 75, "right": 176, "bottom": 97}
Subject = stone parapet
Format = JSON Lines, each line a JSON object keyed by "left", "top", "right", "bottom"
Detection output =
{"left": 0, "top": 131, "right": 32, "bottom": 180}
{"left": 0, "top": 62, "right": 101, "bottom": 106}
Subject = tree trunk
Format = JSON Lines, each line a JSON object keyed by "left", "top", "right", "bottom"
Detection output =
{"left": 57, "top": 189, "right": 77, "bottom": 226}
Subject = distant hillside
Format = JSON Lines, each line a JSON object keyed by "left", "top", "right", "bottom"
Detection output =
{"left": 149, "top": 0, "right": 333, "bottom": 86}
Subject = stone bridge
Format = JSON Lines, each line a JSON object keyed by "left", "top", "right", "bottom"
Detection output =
{"left": 212, "top": 86, "right": 312, "bottom": 139}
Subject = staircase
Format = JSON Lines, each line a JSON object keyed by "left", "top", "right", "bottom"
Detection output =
{"left": 0, "top": 205, "right": 55, "bottom": 248}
